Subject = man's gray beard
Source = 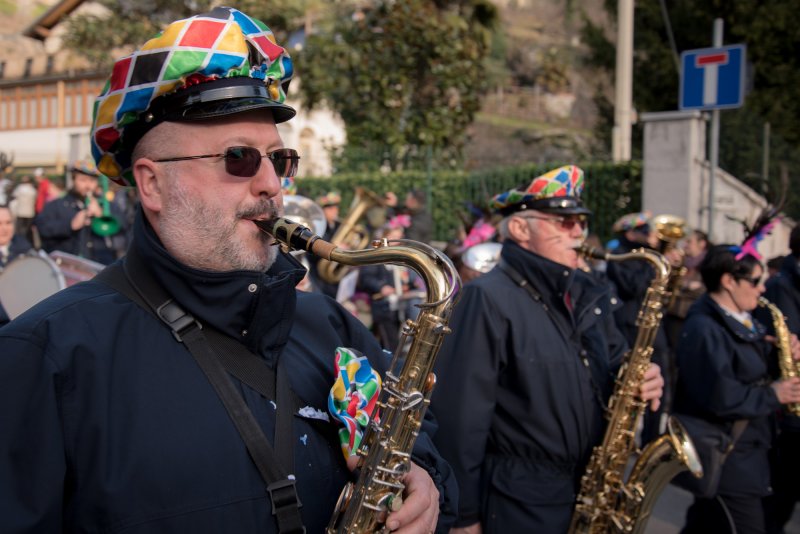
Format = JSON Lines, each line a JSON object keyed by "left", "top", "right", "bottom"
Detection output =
{"left": 158, "top": 180, "right": 279, "bottom": 272}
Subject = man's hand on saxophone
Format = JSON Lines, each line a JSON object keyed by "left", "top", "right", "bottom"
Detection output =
{"left": 384, "top": 462, "right": 440, "bottom": 533}
{"left": 639, "top": 362, "right": 665, "bottom": 412}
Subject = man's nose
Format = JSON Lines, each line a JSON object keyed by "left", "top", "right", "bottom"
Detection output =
{"left": 251, "top": 159, "right": 281, "bottom": 199}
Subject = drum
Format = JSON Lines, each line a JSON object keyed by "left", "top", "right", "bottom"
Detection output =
{"left": 49, "top": 250, "right": 105, "bottom": 287}
{"left": 462, "top": 242, "right": 502, "bottom": 274}
{"left": 0, "top": 252, "right": 66, "bottom": 320}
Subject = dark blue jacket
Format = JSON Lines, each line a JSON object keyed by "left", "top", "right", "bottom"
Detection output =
{"left": 757, "top": 254, "right": 800, "bottom": 431}
{"left": 431, "top": 239, "right": 627, "bottom": 532}
{"left": 673, "top": 293, "right": 781, "bottom": 497}
{"left": 0, "top": 210, "right": 456, "bottom": 533}
{"left": 34, "top": 191, "right": 122, "bottom": 265}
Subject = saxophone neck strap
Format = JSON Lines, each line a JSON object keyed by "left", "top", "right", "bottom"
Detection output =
{"left": 728, "top": 419, "right": 749, "bottom": 452}
{"left": 95, "top": 246, "right": 305, "bottom": 534}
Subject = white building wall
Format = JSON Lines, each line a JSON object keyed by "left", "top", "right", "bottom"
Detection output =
{"left": 642, "top": 110, "right": 793, "bottom": 261}
{"left": 0, "top": 124, "right": 90, "bottom": 171}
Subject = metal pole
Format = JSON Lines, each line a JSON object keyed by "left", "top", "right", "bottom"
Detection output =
{"left": 707, "top": 18, "right": 723, "bottom": 238}
{"left": 612, "top": 0, "right": 634, "bottom": 162}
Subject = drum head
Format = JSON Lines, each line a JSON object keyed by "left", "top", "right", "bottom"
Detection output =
{"left": 49, "top": 250, "right": 105, "bottom": 287}
{"left": 0, "top": 254, "right": 66, "bottom": 320}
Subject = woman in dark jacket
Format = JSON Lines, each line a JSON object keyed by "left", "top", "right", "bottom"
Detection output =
{"left": 673, "top": 245, "right": 800, "bottom": 534}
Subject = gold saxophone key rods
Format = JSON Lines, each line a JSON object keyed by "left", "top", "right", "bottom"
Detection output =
{"left": 568, "top": 244, "right": 703, "bottom": 534}
{"left": 255, "top": 217, "right": 461, "bottom": 533}
{"left": 759, "top": 297, "right": 800, "bottom": 417}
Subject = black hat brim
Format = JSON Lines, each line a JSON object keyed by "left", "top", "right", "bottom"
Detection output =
{"left": 499, "top": 196, "right": 592, "bottom": 217}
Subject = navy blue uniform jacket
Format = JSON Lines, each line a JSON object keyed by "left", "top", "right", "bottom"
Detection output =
{"left": 431, "top": 240, "right": 626, "bottom": 531}
{"left": 0, "top": 210, "right": 456, "bottom": 533}
{"left": 757, "top": 254, "right": 800, "bottom": 431}
{"left": 673, "top": 293, "right": 781, "bottom": 497}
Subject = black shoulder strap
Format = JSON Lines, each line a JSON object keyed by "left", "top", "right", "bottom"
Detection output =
{"left": 95, "top": 252, "right": 305, "bottom": 533}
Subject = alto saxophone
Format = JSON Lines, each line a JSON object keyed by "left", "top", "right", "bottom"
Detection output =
{"left": 758, "top": 297, "right": 800, "bottom": 417}
{"left": 569, "top": 245, "right": 703, "bottom": 534}
{"left": 255, "top": 217, "right": 461, "bottom": 533}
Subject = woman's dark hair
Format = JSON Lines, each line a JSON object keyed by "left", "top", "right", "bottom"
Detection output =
{"left": 699, "top": 244, "right": 761, "bottom": 293}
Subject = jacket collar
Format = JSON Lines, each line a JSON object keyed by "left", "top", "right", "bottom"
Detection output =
{"left": 692, "top": 293, "right": 765, "bottom": 342}
{"left": 499, "top": 239, "right": 606, "bottom": 315}
{"left": 132, "top": 208, "right": 307, "bottom": 363}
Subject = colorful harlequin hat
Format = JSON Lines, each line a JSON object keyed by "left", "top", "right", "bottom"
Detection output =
{"left": 612, "top": 211, "right": 652, "bottom": 234}
{"left": 69, "top": 159, "right": 101, "bottom": 178}
{"left": 90, "top": 6, "right": 295, "bottom": 187}
{"left": 317, "top": 191, "right": 342, "bottom": 207}
{"left": 490, "top": 165, "right": 590, "bottom": 216}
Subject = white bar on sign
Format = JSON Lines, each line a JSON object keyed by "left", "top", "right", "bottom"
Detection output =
{"left": 703, "top": 65, "right": 718, "bottom": 106}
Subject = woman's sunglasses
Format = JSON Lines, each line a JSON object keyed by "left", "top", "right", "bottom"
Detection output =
{"left": 736, "top": 274, "right": 764, "bottom": 287}
{"left": 154, "top": 146, "right": 300, "bottom": 178}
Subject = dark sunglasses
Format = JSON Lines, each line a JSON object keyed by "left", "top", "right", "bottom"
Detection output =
{"left": 736, "top": 274, "right": 764, "bottom": 287}
{"left": 154, "top": 146, "right": 299, "bottom": 178}
{"left": 518, "top": 214, "right": 588, "bottom": 231}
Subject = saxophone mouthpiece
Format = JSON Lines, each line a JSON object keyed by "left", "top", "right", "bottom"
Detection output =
{"left": 574, "top": 243, "right": 608, "bottom": 261}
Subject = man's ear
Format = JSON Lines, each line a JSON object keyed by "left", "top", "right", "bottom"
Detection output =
{"left": 133, "top": 158, "right": 163, "bottom": 214}
{"left": 507, "top": 215, "right": 530, "bottom": 243}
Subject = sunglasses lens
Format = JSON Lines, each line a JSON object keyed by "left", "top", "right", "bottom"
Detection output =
{"left": 223, "top": 148, "right": 300, "bottom": 178}
{"left": 224, "top": 147, "right": 262, "bottom": 177}
{"left": 562, "top": 218, "right": 587, "bottom": 231}
{"left": 269, "top": 149, "right": 300, "bottom": 178}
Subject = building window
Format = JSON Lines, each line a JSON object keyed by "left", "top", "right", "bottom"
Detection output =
{"left": 0, "top": 61, "right": 5, "bottom": 79}
{"left": 46, "top": 56, "right": 54, "bottom": 75}
{"left": 23, "top": 58, "right": 32, "bottom": 78}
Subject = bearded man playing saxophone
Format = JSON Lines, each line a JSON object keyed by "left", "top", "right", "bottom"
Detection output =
{"left": 431, "top": 166, "right": 664, "bottom": 533}
{"left": 0, "top": 7, "right": 455, "bottom": 533}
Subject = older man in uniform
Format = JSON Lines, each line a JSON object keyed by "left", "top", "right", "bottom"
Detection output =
{"left": 431, "top": 166, "right": 664, "bottom": 533}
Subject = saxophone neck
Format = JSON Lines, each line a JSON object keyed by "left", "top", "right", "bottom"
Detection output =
{"left": 575, "top": 243, "right": 671, "bottom": 284}
{"left": 255, "top": 217, "right": 461, "bottom": 307}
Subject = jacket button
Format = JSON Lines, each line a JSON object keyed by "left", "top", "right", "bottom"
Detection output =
{"left": 241, "top": 330, "right": 248, "bottom": 337}
{"left": 611, "top": 297, "right": 618, "bottom": 305}
{"left": 594, "top": 307, "right": 602, "bottom": 315}
{"left": 248, "top": 283, "right": 258, "bottom": 293}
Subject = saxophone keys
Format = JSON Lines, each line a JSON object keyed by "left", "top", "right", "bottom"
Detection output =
{"left": 424, "top": 372, "right": 437, "bottom": 393}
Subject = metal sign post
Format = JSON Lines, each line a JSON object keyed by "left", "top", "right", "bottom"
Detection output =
{"left": 678, "top": 19, "right": 747, "bottom": 239}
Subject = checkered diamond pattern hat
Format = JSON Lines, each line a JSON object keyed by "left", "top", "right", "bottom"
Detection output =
{"left": 90, "top": 6, "right": 295, "bottom": 186}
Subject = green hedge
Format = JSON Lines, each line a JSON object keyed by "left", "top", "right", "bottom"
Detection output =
{"left": 295, "top": 161, "right": 642, "bottom": 244}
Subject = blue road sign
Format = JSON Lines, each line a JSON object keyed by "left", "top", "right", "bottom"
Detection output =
{"left": 679, "top": 44, "right": 746, "bottom": 110}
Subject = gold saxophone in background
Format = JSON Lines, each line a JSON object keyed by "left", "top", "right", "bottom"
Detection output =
{"left": 569, "top": 244, "right": 702, "bottom": 534}
{"left": 318, "top": 187, "right": 387, "bottom": 284}
{"left": 255, "top": 217, "right": 461, "bottom": 534}
{"left": 652, "top": 214, "right": 687, "bottom": 311}
{"left": 759, "top": 297, "right": 800, "bottom": 417}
